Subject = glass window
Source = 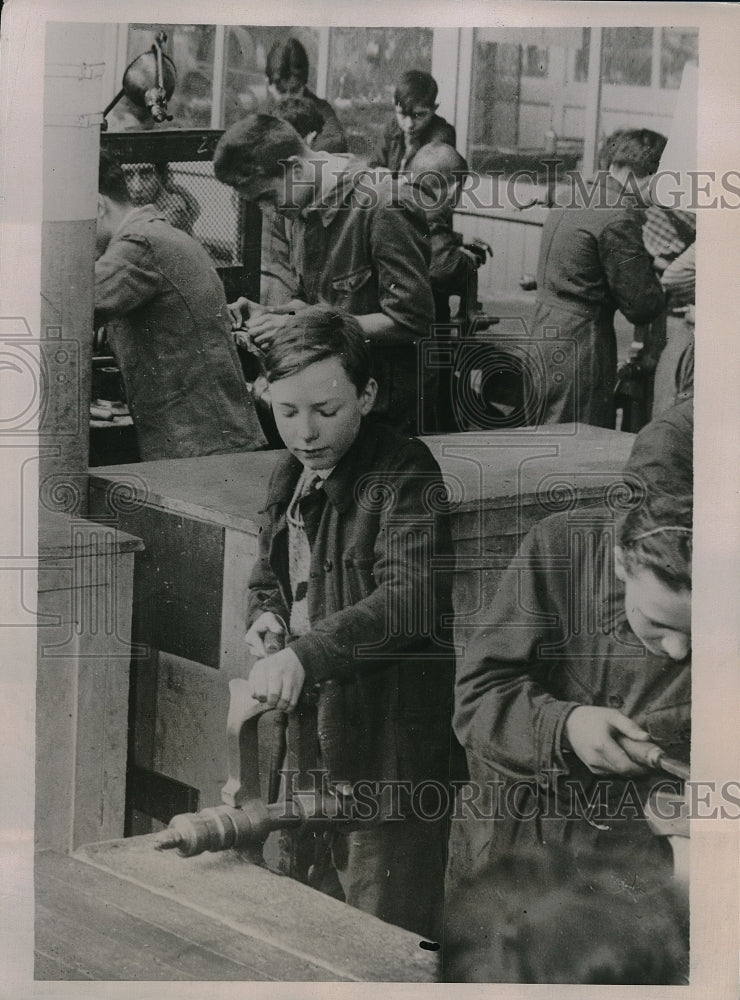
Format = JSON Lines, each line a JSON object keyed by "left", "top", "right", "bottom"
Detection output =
{"left": 523, "top": 45, "right": 548, "bottom": 78}
{"left": 574, "top": 27, "right": 590, "bottom": 83}
{"left": 325, "top": 27, "right": 433, "bottom": 157}
{"left": 660, "top": 28, "right": 698, "bottom": 89}
{"left": 602, "top": 27, "right": 653, "bottom": 87}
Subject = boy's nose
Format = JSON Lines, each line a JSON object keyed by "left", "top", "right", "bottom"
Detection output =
{"left": 661, "top": 632, "right": 690, "bottom": 661}
{"left": 297, "top": 417, "right": 319, "bottom": 443}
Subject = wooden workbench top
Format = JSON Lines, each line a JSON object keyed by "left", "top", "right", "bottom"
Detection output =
{"left": 89, "top": 424, "right": 634, "bottom": 534}
{"left": 36, "top": 836, "right": 439, "bottom": 982}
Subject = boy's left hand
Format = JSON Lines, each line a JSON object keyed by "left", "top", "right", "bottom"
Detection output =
{"left": 246, "top": 646, "right": 305, "bottom": 712}
{"left": 246, "top": 310, "right": 292, "bottom": 348}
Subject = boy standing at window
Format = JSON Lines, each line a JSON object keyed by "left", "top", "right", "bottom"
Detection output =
{"left": 370, "top": 70, "right": 457, "bottom": 173}
{"left": 244, "top": 307, "right": 456, "bottom": 939}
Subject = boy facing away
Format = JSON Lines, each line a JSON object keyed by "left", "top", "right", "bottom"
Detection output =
{"left": 243, "top": 306, "right": 456, "bottom": 939}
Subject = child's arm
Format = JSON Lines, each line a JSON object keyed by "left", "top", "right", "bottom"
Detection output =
{"left": 599, "top": 211, "right": 665, "bottom": 325}
{"left": 245, "top": 473, "right": 291, "bottom": 642}
{"left": 454, "top": 517, "right": 651, "bottom": 781}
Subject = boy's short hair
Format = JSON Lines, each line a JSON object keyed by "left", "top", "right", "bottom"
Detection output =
{"left": 265, "top": 37, "right": 309, "bottom": 92}
{"left": 609, "top": 128, "right": 667, "bottom": 177}
{"left": 409, "top": 142, "right": 468, "bottom": 203}
{"left": 394, "top": 70, "right": 438, "bottom": 112}
{"left": 99, "top": 149, "right": 131, "bottom": 204}
{"left": 443, "top": 847, "right": 688, "bottom": 984}
{"left": 598, "top": 129, "right": 628, "bottom": 171}
{"left": 276, "top": 96, "right": 323, "bottom": 141}
{"left": 410, "top": 142, "right": 468, "bottom": 182}
{"left": 213, "top": 114, "right": 305, "bottom": 195}
{"left": 618, "top": 491, "right": 692, "bottom": 591}
{"left": 261, "top": 306, "right": 372, "bottom": 393}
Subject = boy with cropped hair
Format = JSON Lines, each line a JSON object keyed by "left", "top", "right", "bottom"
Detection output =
{"left": 449, "top": 489, "right": 692, "bottom": 887}
{"left": 244, "top": 305, "right": 456, "bottom": 939}
{"left": 371, "top": 69, "right": 457, "bottom": 173}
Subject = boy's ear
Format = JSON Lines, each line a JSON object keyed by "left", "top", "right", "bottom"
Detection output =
{"left": 96, "top": 193, "right": 107, "bottom": 219}
{"left": 305, "top": 130, "right": 318, "bottom": 149}
{"left": 358, "top": 377, "right": 378, "bottom": 416}
{"left": 613, "top": 545, "right": 627, "bottom": 582}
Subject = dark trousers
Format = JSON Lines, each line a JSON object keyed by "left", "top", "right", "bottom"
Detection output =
{"left": 330, "top": 818, "right": 447, "bottom": 941}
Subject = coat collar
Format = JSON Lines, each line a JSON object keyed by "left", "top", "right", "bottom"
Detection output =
{"left": 114, "top": 203, "right": 167, "bottom": 238}
{"left": 266, "top": 419, "right": 378, "bottom": 513}
{"left": 303, "top": 159, "right": 391, "bottom": 227}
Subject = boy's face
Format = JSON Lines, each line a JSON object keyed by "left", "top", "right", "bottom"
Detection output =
{"left": 123, "top": 163, "right": 161, "bottom": 205}
{"left": 269, "top": 356, "right": 377, "bottom": 470}
{"left": 246, "top": 158, "right": 315, "bottom": 218}
{"left": 615, "top": 553, "right": 691, "bottom": 661}
{"left": 395, "top": 103, "right": 436, "bottom": 142}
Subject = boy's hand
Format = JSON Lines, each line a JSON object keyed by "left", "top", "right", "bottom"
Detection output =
{"left": 246, "top": 646, "right": 305, "bottom": 713}
{"left": 564, "top": 707, "right": 651, "bottom": 775}
{"left": 245, "top": 611, "right": 286, "bottom": 658}
{"left": 228, "top": 296, "right": 254, "bottom": 331}
{"left": 246, "top": 310, "right": 292, "bottom": 348}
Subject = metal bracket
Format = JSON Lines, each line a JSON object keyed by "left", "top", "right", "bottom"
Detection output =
{"left": 46, "top": 62, "right": 106, "bottom": 80}
{"left": 44, "top": 112, "right": 107, "bottom": 129}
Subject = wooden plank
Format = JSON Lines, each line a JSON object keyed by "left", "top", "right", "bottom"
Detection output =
{"left": 36, "top": 850, "right": 341, "bottom": 982}
{"left": 39, "top": 510, "right": 143, "bottom": 559}
{"left": 113, "top": 503, "right": 226, "bottom": 668}
{"left": 74, "top": 836, "right": 439, "bottom": 982}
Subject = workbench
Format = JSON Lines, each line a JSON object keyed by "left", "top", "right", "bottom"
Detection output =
{"left": 36, "top": 835, "right": 437, "bottom": 981}
{"left": 86, "top": 424, "right": 634, "bottom": 829}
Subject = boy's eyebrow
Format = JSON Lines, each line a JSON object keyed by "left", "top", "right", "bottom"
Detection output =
{"left": 274, "top": 397, "right": 341, "bottom": 409}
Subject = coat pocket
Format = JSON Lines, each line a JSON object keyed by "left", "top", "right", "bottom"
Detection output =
{"left": 330, "top": 265, "right": 373, "bottom": 303}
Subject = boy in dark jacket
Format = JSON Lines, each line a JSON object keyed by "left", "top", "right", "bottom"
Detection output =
{"left": 370, "top": 70, "right": 456, "bottom": 173}
{"left": 449, "top": 490, "right": 691, "bottom": 889}
{"left": 244, "top": 306, "right": 456, "bottom": 939}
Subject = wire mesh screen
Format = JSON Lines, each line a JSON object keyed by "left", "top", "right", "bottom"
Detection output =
{"left": 119, "top": 160, "right": 243, "bottom": 266}
{"left": 100, "top": 130, "right": 261, "bottom": 298}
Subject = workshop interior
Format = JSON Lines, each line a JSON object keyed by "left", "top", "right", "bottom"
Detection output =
{"left": 33, "top": 21, "right": 699, "bottom": 984}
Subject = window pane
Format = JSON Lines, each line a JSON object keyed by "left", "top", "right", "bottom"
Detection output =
{"left": 602, "top": 27, "right": 653, "bottom": 87}
{"left": 325, "top": 27, "right": 433, "bottom": 157}
{"left": 574, "top": 27, "right": 590, "bottom": 82}
{"left": 468, "top": 29, "right": 596, "bottom": 174}
{"left": 221, "top": 27, "right": 320, "bottom": 129}
{"left": 523, "top": 45, "right": 548, "bottom": 78}
{"left": 660, "top": 28, "right": 698, "bottom": 89}
{"left": 123, "top": 25, "right": 217, "bottom": 129}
